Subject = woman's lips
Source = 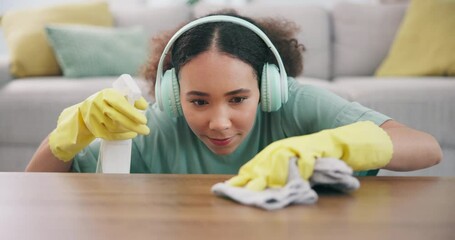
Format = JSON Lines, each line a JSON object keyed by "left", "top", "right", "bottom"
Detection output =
{"left": 208, "top": 137, "right": 233, "bottom": 146}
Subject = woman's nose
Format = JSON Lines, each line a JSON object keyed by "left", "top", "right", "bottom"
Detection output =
{"left": 209, "top": 107, "right": 232, "bottom": 131}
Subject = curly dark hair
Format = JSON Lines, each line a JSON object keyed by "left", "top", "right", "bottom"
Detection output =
{"left": 141, "top": 9, "right": 305, "bottom": 98}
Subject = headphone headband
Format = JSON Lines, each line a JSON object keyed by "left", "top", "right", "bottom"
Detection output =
{"left": 155, "top": 15, "right": 288, "bottom": 111}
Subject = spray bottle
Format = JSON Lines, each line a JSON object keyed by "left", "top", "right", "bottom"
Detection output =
{"left": 96, "top": 74, "right": 143, "bottom": 173}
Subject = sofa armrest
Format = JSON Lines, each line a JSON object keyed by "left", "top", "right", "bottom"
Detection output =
{"left": 0, "top": 55, "right": 12, "bottom": 86}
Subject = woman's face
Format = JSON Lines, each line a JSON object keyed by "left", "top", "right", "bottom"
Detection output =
{"left": 179, "top": 50, "right": 260, "bottom": 155}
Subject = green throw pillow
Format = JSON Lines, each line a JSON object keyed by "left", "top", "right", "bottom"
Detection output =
{"left": 45, "top": 25, "right": 148, "bottom": 78}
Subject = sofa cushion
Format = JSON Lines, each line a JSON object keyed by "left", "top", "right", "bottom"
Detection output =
{"left": 376, "top": 0, "right": 455, "bottom": 76}
{"left": 0, "top": 55, "right": 12, "bottom": 85}
{"left": 332, "top": 2, "right": 407, "bottom": 77}
{"left": 45, "top": 25, "right": 148, "bottom": 78}
{"left": 0, "top": 77, "right": 151, "bottom": 145}
{"left": 332, "top": 77, "right": 455, "bottom": 148}
{"left": 1, "top": 2, "right": 113, "bottom": 78}
{"left": 111, "top": 4, "right": 192, "bottom": 39}
{"left": 193, "top": 3, "right": 331, "bottom": 80}
{"left": 294, "top": 76, "right": 351, "bottom": 100}
{"left": 0, "top": 145, "right": 38, "bottom": 172}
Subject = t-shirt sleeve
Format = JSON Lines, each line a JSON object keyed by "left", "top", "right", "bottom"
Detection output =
{"left": 281, "top": 78, "right": 391, "bottom": 135}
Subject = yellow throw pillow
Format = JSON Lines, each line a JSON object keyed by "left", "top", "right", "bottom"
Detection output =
{"left": 1, "top": 2, "right": 113, "bottom": 78}
{"left": 376, "top": 0, "right": 455, "bottom": 76}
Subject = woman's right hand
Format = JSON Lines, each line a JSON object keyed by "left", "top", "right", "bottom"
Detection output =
{"left": 48, "top": 88, "right": 150, "bottom": 162}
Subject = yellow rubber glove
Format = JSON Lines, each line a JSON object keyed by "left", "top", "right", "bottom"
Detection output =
{"left": 227, "top": 121, "right": 393, "bottom": 191}
{"left": 49, "top": 88, "right": 150, "bottom": 162}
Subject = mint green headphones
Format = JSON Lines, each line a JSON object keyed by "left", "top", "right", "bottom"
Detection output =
{"left": 155, "top": 15, "right": 288, "bottom": 118}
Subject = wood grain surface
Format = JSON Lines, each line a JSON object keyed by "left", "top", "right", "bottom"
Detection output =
{"left": 0, "top": 173, "right": 454, "bottom": 240}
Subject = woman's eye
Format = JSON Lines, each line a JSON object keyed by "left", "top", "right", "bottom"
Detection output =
{"left": 190, "top": 99, "right": 208, "bottom": 106}
{"left": 230, "top": 97, "right": 247, "bottom": 104}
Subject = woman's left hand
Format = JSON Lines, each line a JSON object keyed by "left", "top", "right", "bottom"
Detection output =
{"left": 226, "top": 121, "right": 394, "bottom": 191}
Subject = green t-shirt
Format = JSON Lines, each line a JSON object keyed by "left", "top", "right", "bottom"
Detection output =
{"left": 72, "top": 78, "right": 390, "bottom": 175}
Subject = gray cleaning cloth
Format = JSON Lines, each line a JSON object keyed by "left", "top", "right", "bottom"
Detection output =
{"left": 211, "top": 158, "right": 360, "bottom": 210}
{"left": 212, "top": 158, "right": 317, "bottom": 211}
{"left": 310, "top": 157, "right": 360, "bottom": 192}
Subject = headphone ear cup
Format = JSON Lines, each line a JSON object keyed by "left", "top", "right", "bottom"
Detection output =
{"left": 160, "top": 68, "right": 183, "bottom": 118}
{"left": 261, "top": 63, "right": 282, "bottom": 112}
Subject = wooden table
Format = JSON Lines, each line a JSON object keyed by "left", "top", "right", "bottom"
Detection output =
{"left": 0, "top": 173, "right": 454, "bottom": 240}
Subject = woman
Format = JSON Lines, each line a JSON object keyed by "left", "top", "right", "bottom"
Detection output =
{"left": 26, "top": 12, "right": 441, "bottom": 190}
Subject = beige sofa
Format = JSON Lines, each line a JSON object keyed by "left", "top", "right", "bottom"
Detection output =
{"left": 0, "top": 1, "right": 454, "bottom": 176}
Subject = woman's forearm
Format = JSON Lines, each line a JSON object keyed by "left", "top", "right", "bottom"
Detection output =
{"left": 380, "top": 120, "right": 442, "bottom": 171}
{"left": 26, "top": 135, "right": 73, "bottom": 172}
